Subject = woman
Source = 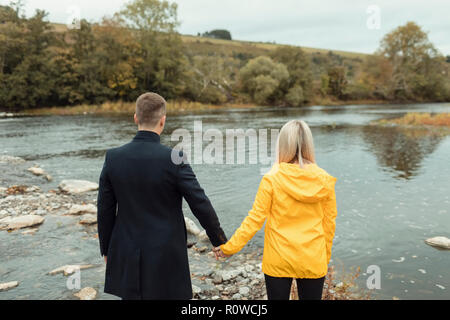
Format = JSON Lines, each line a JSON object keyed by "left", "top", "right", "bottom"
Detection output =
{"left": 214, "top": 120, "right": 338, "bottom": 300}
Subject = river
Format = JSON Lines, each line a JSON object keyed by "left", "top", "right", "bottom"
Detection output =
{"left": 0, "top": 103, "right": 449, "bottom": 300}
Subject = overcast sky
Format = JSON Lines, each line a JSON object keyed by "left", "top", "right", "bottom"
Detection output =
{"left": 4, "top": 0, "right": 449, "bottom": 55}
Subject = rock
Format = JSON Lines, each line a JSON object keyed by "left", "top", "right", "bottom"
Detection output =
{"left": 45, "top": 175, "right": 53, "bottom": 182}
{"left": 211, "top": 295, "right": 220, "bottom": 300}
{"left": 48, "top": 264, "right": 97, "bottom": 276}
{"left": 185, "top": 217, "right": 201, "bottom": 236}
{"left": 232, "top": 293, "right": 242, "bottom": 300}
{"left": 68, "top": 204, "right": 97, "bottom": 216}
{"left": 196, "top": 246, "right": 208, "bottom": 253}
{"left": 0, "top": 215, "right": 44, "bottom": 231}
{"left": 192, "top": 285, "right": 202, "bottom": 295}
{"left": 59, "top": 180, "right": 99, "bottom": 194}
{"left": 27, "top": 166, "right": 46, "bottom": 176}
{"left": 213, "top": 275, "right": 223, "bottom": 285}
{"left": 0, "top": 155, "right": 25, "bottom": 164}
{"left": 79, "top": 214, "right": 97, "bottom": 225}
{"left": 239, "top": 286, "right": 250, "bottom": 296}
{"left": 21, "top": 228, "right": 38, "bottom": 235}
{"left": 425, "top": 236, "right": 450, "bottom": 250}
{"left": 74, "top": 287, "right": 97, "bottom": 300}
{"left": 221, "top": 270, "right": 241, "bottom": 281}
{"left": 198, "top": 230, "right": 209, "bottom": 242}
{"left": 0, "top": 281, "right": 19, "bottom": 292}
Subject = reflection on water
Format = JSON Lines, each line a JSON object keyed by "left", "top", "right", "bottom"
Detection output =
{"left": 363, "top": 126, "right": 446, "bottom": 180}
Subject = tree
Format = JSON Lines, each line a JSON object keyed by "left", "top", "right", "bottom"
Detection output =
{"left": 271, "top": 46, "right": 313, "bottom": 102}
{"left": 285, "top": 86, "right": 304, "bottom": 107}
{"left": 378, "top": 21, "right": 447, "bottom": 100}
{"left": 202, "top": 29, "right": 232, "bottom": 40}
{"left": 119, "top": 0, "right": 186, "bottom": 100}
{"left": 239, "top": 56, "right": 289, "bottom": 105}
{"left": 327, "top": 66, "right": 347, "bottom": 98}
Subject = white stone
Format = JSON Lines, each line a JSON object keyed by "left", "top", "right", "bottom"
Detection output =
{"left": 232, "top": 293, "right": 242, "bottom": 300}
{"left": 59, "top": 180, "right": 99, "bottom": 194}
{"left": 0, "top": 281, "right": 19, "bottom": 292}
{"left": 198, "top": 230, "right": 209, "bottom": 242}
{"left": 68, "top": 204, "right": 97, "bottom": 215}
{"left": 74, "top": 287, "right": 97, "bottom": 300}
{"left": 425, "top": 236, "right": 450, "bottom": 250}
{"left": 79, "top": 214, "right": 97, "bottom": 225}
{"left": 27, "top": 166, "right": 46, "bottom": 176}
{"left": 48, "top": 264, "right": 97, "bottom": 276}
{"left": 185, "top": 217, "right": 201, "bottom": 236}
{"left": 239, "top": 286, "right": 250, "bottom": 296}
{"left": 192, "top": 285, "right": 202, "bottom": 295}
{"left": 0, "top": 155, "right": 25, "bottom": 164}
{"left": 0, "top": 215, "right": 44, "bottom": 231}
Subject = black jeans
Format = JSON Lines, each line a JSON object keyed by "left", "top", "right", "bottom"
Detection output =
{"left": 264, "top": 274, "right": 325, "bottom": 300}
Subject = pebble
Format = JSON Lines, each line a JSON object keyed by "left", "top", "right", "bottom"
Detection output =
{"left": 48, "top": 264, "right": 97, "bottom": 276}
{"left": 0, "top": 281, "right": 19, "bottom": 292}
{"left": 74, "top": 287, "right": 97, "bottom": 300}
{"left": 232, "top": 293, "right": 242, "bottom": 300}
{"left": 239, "top": 286, "right": 250, "bottom": 296}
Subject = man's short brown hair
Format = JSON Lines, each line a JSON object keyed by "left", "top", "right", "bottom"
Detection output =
{"left": 136, "top": 92, "right": 167, "bottom": 127}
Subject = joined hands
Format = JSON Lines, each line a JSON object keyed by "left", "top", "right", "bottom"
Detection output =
{"left": 213, "top": 247, "right": 231, "bottom": 260}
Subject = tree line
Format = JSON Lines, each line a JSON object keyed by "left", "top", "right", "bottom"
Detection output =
{"left": 0, "top": 0, "right": 449, "bottom": 111}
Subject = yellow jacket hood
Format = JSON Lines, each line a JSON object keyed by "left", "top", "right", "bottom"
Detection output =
{"left": 270, "top": 163, "right": 337, "bottom": 203}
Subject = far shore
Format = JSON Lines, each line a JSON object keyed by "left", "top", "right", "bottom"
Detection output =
{"left": 1, "top": 98, "right": 414, "bottom": 117}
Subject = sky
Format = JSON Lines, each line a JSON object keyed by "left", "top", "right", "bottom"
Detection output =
{"left": 4, "top": 0, "right": 450, "bottom": 55}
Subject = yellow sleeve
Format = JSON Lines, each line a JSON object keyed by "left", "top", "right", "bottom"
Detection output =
{"left": 221, "top": 176, "right": 273, "bottom": 256}
{"left": 322, "top": 189, "right": 338, "bottom": 264}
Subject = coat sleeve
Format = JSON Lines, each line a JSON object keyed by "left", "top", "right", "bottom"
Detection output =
{"left": 221, "top": 176, "right": 272, "bottom": 256}
{"left": 97, "top": 152, "right": 117, "bottom": 257}
{"left": 177, "top": 161, "right": 227, "bottom": 247}
{"left": 322, "top": 188, "right": 338, "bottom": 264}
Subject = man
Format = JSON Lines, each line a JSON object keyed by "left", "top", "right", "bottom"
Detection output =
{"left": 97, "top": 92, "right": 227, "bottom": 300}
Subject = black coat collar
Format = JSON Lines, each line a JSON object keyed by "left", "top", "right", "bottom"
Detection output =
{"left": 133, "top": 131, "right": 161, "bottom": 143}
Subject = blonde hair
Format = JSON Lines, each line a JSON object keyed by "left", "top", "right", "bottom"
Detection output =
{"left": 276, "top": 120, "right": 315, "bottom": 167}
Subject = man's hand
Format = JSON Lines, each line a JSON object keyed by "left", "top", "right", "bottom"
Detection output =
{"left": 104, "top": 256, "right": 107, "bottom": 264}
{"left": 213, "top": 247, "right": 231, "bottom": 260}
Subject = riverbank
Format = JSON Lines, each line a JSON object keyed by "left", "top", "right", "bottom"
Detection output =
{"left": 2, "top": 98, "right": 408, "bottom": 117}
{"left": 17, "top": 101, "right": 258, "bottom": 117}
{"left": 0, "top": 154, "right": 372, "bottom": 300}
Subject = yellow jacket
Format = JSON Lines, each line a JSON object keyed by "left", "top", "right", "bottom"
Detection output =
{"left": 221, "top": 163, "right": 338, "bottom": 279}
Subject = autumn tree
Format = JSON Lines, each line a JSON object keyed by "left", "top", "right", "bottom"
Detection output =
{"left": 271, "top": 46, "right": 313, "bottom": 105}
{"left": 239, "top": 56, "right": 289, "bottom": 105}
{"left": 377, "top": 21, "right": 448, "bottom": 100}
{"left": 119, "top": 0, "right": 186, "bottom": 99}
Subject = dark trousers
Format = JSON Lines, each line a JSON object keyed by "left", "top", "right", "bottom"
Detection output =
{"left": 264, "top": 274, "right": 325, "bottom": 300}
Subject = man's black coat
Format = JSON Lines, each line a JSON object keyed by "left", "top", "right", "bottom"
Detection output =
{"left": 97, "top": 130, "right": 227, "bottom": 300}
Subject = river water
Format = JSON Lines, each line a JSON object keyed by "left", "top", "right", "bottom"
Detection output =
{"left": 0, "top": 103, "right": 449, "bottom": 300}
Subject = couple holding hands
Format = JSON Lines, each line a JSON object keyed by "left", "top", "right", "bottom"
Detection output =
{"left": 97, "top": 92, "right": 338, "bottom": 301}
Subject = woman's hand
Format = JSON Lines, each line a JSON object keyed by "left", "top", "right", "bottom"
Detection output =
{"left": 213, "top": 247, "right": 231, "bottom": 260}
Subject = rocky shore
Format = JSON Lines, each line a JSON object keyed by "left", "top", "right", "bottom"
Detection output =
{"left": 0, "top": 154, "right": 374, "bottom": 300}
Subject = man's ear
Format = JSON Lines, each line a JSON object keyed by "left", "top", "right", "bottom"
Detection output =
{"left": 134, "top": 114, "right": 139, "bottom": 125}
{"left": 160, "top": 115, "right": 167, "bottom": 127}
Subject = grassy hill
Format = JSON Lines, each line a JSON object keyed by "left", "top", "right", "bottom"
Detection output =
{"left": 50, "top": 23, "right": 370, "bottom": 60}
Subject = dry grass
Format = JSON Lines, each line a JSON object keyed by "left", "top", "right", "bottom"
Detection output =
{"left": 379, "top": 113, "right": 450, "bottom": 127}
{"left": 23, "top": 100, "right": 257, "bottom": 116}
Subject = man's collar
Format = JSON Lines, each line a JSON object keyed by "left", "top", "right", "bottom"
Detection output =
{"left": 133, "top": 130, "right": 161, "bottom": 143}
